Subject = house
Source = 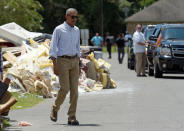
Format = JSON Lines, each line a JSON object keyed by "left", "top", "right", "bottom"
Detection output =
{"left": 125, "top": 0, "right": 184, "bottom": 34}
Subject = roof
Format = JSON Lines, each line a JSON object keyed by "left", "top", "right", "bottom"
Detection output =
{"left": 125, "top": 0, "right": 184, "bottom": 23}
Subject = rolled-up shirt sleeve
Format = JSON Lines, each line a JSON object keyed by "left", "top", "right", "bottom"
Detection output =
{"left": 49, "top": 28, "right": 60, "bottom": 58}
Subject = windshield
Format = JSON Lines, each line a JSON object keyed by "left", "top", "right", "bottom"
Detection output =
{"left": 144, "top": 28, "right": 155, "bottom": 40}
{"left": 163, "top": 28, "right": 184, "bottom": 40}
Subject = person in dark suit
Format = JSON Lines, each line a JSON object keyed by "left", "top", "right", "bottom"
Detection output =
{"left": 116, "top": 33, "right": 126, "bottom": 64}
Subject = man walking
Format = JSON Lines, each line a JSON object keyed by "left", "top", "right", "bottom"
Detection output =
{"left": 105, "top": 32, "right": 112, "bottom": 59}
{"left": 133, "top": 24, "right": 146, "bottom": 77}
{"left": 116, "top": 33, "right": 126, "bottom": 64}
{"left": 49, "top": 8, "right": 80, "bottom": 125}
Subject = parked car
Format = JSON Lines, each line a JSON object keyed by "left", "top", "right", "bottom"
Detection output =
{"left": 149, "top": 24, "right": 184, "bottom": 78}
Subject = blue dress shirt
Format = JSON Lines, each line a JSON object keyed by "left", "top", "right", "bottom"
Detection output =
{"left": 49, "top": 22, "right": 80, "bottom": 58}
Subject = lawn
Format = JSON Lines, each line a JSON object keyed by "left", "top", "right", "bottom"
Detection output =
{"left": 11, "top": 92, "right": 44, "bottom": 110}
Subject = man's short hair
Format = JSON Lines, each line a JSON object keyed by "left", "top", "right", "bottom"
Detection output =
{"left": 66, "top": 8, "right": 78, "bottom": 15}
{"left": 136, "top": 24, "right": 141, "bottom": 28}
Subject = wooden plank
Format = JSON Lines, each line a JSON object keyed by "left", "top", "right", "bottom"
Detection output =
{"left": 3, "top": 52, "right": 17, "bottom": 65}
{"left": 2, "top": 47, "right": 21, "bottom": 52}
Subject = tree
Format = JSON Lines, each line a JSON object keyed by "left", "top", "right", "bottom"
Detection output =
{"left": 139, "top": 0, "right": 158, "bottom": 7}
{"left": 0, "top": 0, "right": 43, "bottom": 31}
{"left": 38, "top": 0, "right": 126, "bottom": 37}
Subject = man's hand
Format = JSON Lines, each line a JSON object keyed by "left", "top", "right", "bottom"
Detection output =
{"left": 51, "top": 57, "right": 59, "bottom": 76}
{"left": 53, "top": 64, "right": 59, "bottom": 76}
{"left": 138, "top": 42, "right": 146, "bottom": 46}
{"left": 145, "top": 41, "right": 149, "bottom": 46}
{"left": 3, "top": 77, "right": 11, "bottom": 86}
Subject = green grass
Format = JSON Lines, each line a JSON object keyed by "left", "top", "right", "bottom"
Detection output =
{"left": 11, "top": 92, "right": 44, "bottom": 110}
{"left": 1, "top": 118, "right": 11, "bottom": 131}
{"left": 3, "top": 119, "right": 11, "bottom": 128}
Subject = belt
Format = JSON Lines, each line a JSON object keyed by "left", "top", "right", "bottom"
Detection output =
{"left": 60, "top": 55, "right": 77, "bottom": 59}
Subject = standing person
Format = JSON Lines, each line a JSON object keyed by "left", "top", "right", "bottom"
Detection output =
{"left": 105, "top": 32, "right": 112, "bottom": 59}
{"left": 116, "top": 33, "right": 125, "bottom": 64}
{"left": 90, "top": 33, "right": 103, "bottom": 47}
{"left": 49, "top": 8, "right": 80, "bottom": 125}
{"left": 125, "top": 31, "right": 132, "bottom": 53}
{"left": 133, "top": 24, "right": 146, "bottom": 77}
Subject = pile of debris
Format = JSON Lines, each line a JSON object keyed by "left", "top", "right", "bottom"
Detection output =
{"left": 79, "top": 50, "right": 117, "bottom": 92}
{"left": 3, "top": 40, "right": 58, "bottom": 98}
{"left": 0, "top": 22, "right": 117, "bottom": 99}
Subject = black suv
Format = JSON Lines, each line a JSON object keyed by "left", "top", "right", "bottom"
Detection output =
{"left": 149, "top": 24, "right": 184, "bottom": 78}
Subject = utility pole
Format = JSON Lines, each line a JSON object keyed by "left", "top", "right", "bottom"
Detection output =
{"left": 100, "top": 0, "right": 103, "bottom": 37}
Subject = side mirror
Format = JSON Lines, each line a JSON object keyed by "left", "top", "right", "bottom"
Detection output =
{"left": 149, "top": 35, "right": 157, "bottom": 41}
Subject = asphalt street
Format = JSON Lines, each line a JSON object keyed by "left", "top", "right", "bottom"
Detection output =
{"left": 5, "top": 53, "right": 184, "bottom": 131}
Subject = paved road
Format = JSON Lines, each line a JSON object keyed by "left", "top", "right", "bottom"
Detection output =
{"left": 5, "top": 53, "right": 184, "bottom": 131}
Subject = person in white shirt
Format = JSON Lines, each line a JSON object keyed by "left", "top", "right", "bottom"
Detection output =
{"left": 133, "top": 24, "right": 146, "bottom": 77}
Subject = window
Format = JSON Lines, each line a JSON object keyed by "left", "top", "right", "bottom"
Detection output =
{"left": 163, "top": 28, "right": 184, "bottom": 40}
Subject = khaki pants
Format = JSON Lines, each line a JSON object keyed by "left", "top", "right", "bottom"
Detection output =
{"left": 135, "top": 52, "right": 146, "bottom": 75}
{"left": 53, "top": 57, "right": 79, "bottom": 119}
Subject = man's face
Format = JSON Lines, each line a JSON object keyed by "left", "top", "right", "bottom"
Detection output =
{"left": 65, "top": 11, "right": 78, "bottom": 27}
{"left": 137, "top": 25, "right": 142, "bottom": 32}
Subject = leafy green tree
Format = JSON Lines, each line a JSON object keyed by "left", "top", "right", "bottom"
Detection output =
{"left": 38, "top": 0, "right": 126, "bottom": 37}
{"left": 139, "top": 0, "right": 158, "bottom": 7}
{"left": 0, "top": 0, "right": 43, "bottom": 31}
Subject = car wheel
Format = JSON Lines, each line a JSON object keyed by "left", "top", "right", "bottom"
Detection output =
{"left": 154, "top": 63, "right": 163, "bottom": 78}
{"left": 148, "top": 64, "right": 154, "bottom": 76}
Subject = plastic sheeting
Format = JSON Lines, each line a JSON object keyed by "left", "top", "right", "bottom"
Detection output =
{"left": 0, "top": 22, "right": 42, "bottom": 46}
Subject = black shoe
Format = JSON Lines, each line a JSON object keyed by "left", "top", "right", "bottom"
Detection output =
{"left": 68, "top": 119, "right": 79, "bottom": 125}
{"left": 137, "top": 74, "right": 141, "bottom": 77}
{"left": 50, "top": 108, "right": 57, "bottom": 122}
